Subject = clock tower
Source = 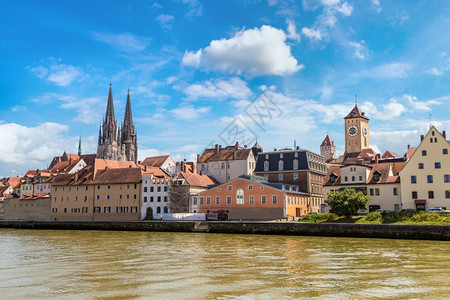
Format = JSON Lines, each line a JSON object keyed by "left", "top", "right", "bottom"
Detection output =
{"left": 344, "top": 104, "right": 369, "bottom": 153}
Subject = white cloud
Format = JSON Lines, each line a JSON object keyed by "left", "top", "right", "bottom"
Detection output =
{"left": 0, "top": 122, "right": 70, "bottom": 169}
{"left": 302, "top": 27, "right": 322, "bottom": 41}
{"left": 317, "top": 1, "right": 353, "bottom": 28}
{"left": 155, "top": 14, "right": 175, "bottom": 30}
{"left": 183, "top": 77, "right": 251, "bottom": 100}
{"left": 349, "top": 40, "right": 368, "bottom": 59}
{"left": 361, "top": 99, "right": 407, "bottom": 120}
{"left": 286, "top": 20, "right": 301, "bottom": 42}
{"left": 182, "top": 0, "right": 203, "bottom": 17}
{"left": 171, "top": 105, "right": 211, "bottom": 120}
{"left": 92, "top": 32, "right": 151, "bottom": 52}
{"left": 401, "top": 94, "right": 441, "bottom": 112}
{"left": 359, "top": 62, "right": 412, "bottom": 79}
{"left": 182, "top": 25, "right": 303, "bottom": 76}
{"left": 28, "top": 58, "right": 83, "bottom": 86}
{"left": 426, "top": 67, "right": 443, "bottom": 76}
{"left": 370, "top": 0, "right": 382, "bottom": 13}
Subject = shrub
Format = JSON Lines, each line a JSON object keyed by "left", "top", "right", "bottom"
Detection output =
{"left": 382, "top": 211, "right": 400, "bottom": 224}
{"left": 301, "top": 213, "right": 339, "bottom": 223}
{"left": 410, "top": 211, "right": 440, "bottom": 222}
{"left": 365, "top": 212, "right": 382, "bottom": 222}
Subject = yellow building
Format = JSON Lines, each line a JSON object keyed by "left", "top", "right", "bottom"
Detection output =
{"left": 399, "top": 126, "right": 450, "bottom": 211}
{"left": 344, "top": 104, "right": 370, "bottom": 153}
{"left": 51, "top": 160, "right": 142, "bottom": 221}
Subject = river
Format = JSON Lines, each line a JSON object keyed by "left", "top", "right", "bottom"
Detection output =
{"left": 0, "top": 228, "right": 449, "bottom": 299}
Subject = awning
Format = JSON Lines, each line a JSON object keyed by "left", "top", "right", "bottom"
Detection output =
{"left": 414, "top": 199, "right": 426, "bottom": 204}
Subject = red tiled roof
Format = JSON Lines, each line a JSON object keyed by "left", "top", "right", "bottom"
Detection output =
{"left": 382, "top": 151, "right": 399, "bottom": 158}
{"left": 141, "top": 166, "right": 170, "bottom": 179}
{"left": 344, "top": 105, "right": 369, "bottom": 120}
{"left": 321, "top": 135, "right": 334, "bottom": 147}
{"left": 178, "top": 172, "right": 217, "bottom": 187}
{"left": 198, "top": 146, "right": 251, "bottom": 163}
{"left": 19, "top": 193, "right": 50, "bottom": 200}
{"left": 141, "top": 155, "right": 170, "bottom": 167}
{"left": 92, "top": 167, "right": 142, "bottom": 184}
{"left": 406, "top": 147, "right": 417, "bottom": 158}
{"left": 343, "top": 148, "right": 377, "bottom": 164}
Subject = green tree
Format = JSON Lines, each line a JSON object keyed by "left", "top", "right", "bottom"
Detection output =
{"left": 325, "top": 189, "right": 370, "bottom": 218}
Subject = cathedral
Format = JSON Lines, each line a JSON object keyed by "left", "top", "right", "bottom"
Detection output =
{"left": 97, "top": 84, "right": 138, "bottom": 163}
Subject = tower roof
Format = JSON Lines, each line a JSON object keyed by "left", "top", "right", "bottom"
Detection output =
{"left": 321, "top": 135, "right": 334, "bottom": 146}
{"left": 105, "top": 83, "right": 115, "bottom": 123}
{"left": 344, "top": 104, "right": 369, "bottom": 120}
{"left": 123, "top": 90, "right": 133, "bottom": 127}
{"left": 252, "top": 141, "right": 262, "bottom": 150}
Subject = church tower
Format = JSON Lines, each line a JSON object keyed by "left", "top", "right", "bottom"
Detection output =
{"left": 97, "top": 84, "right": 138, "bottom": 163}
{"left": 344, "top": 103, "right": 369, "bottom": 153}
{"left": 320, "top": 134, "right": 335, "bottom": 162}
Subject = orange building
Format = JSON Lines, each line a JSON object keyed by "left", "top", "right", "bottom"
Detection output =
{"left": 198, "top": 175, "right": 310, "bottom": 220}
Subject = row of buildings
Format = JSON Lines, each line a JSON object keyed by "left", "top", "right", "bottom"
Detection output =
{"left": 1, "top": 87, "right": 449, "bottom": 221}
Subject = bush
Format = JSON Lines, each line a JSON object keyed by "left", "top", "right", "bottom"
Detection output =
{"left": 382, "top": 211, "right": 400, "bottom": 224}
{"left": 410, "top": 211, "right": 440, "bottom": 222}
{"left": 365, "top": 212, "right": 382, "bottom": 222}
{"left": 301, "top": 213, "right": 339, "bottom": 223}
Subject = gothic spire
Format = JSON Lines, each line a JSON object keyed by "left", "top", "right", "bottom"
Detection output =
{"left": 105, "top": 83, "right": 115, "bottom": 123}
{"left": 123, "top": 89, "right": 133, "bottom": 128}
{"left": 78, "top": 136, "right": 82, "bottom": 156}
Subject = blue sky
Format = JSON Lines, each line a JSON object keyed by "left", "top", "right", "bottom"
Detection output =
{"left": 1, "top": 0, "right": 450, "bottom": 177}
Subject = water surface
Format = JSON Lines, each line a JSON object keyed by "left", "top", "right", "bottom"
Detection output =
{"left": 1, "top": 229, "right": 449, "bottom": 299}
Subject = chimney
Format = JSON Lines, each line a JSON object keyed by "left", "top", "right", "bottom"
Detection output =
{"left": 215, "top": 144, "right": 219, "bottom": 152}
{"left": 443, "top": 131, "right": 447, "bottom": 138}
{"left": 138, "top": 160, "right": 141, "bottom": 164}
{"left": 235, "top": 141, "right": 239, "bottom": 149}
{"left": 181, "top": 161, "right": 186, "bottom": 172}
{"left": 375, "top": 154, "right": 379, "bottom": 164}
{"left": 196, "top": 154, "right": 200, "bottom": 162}
{"left": 407, "top": 144, "right": 410, "bottom": 150}
{"left": 420, "top": 135, "right": 424, "bottom": 141}
{"left": 192, "top": 162, "right": 197, "bottom": 174}
{"left": 200, "top": 170, "right": 203, "bottom": 175}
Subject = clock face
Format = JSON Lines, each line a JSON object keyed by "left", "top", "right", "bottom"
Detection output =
{"left": 347, "top": 125, "right": 358, "bottom": 137}
{"left": 363, "top": 126, "right": 368, "bottom": 137}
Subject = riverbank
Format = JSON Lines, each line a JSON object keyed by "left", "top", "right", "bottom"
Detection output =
{"left": 1, "top": 220, "right": 449, "bottom": 241}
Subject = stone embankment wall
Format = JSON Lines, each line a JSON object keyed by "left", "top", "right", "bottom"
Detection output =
{"left": 0, "top": 220, "right": 449, "bottom": 241}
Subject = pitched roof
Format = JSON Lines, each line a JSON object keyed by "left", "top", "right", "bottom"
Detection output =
{"left": 92, "top": 167, "right": 142, "bottom": 184}
{"left": 382, "top": 151, "right": 399, "bottom": 158}
{"left": 406, "top": 147, "right": 417, "bottom": 158}
{"left": 342, "top": 148, "right": 377, "bottom": 164}
{"left": 198, "top": 145, "right": 251, "bottom": 163}
{"left": 93, "top": 159, "right": 138, "bottom": 172}
{"left": 321, "top": 135, "right": 334, "bottom": 146}
{"left": 254, "top": 150, "right": 312, "bottom": 172}
{"left": 141, "top": 166, "right": 170, "bottom": 179}
{"left": 141, "top": 155, "right": 170, "bottom": 167}
{"left": 324, "top": 163, "right": 399, "bottom": 186}
{"left": 19, "top": 194, "right": 50, "bottom": 200}
{"left": 344, "top": 105, "right": 369, "bottom": 120}
{"left": 178, "top": 172, "right": 217, "bottom": 187}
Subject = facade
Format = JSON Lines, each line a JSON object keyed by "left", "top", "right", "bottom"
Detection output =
{"left": 399, "top": 126, "right": 450, "bottom": 211}
{"left": 320, "top": 135, "right": 336, "bottom": 162}
{"left": 170, "top": 172, "right": 216, "bottom": 213}
{"left": 51, "top": 160, "right": 141, "bottom": 221}
{"left": 3, "top": 194, "right": 51, "bottom": 221}
{"left": 97, "top": 85, "right": 138, "bottom": 163}
{"left": 254, "top": 149, "right": 327, "bottom": 213}
{"left": 197, "top": 175, "right": 310, "bottom": 220}
{"left": 141, "top": 155, "right": 177, "bottom": 176}
{"left": 323, "top": 163, "right": 402, "bottom": 212}
{"left": 197, "top": 142, "right": 256, "bottom": 183}
{"left": 33, "top": 171, "right": 52, "bottom": 195}
{"left": 141, "top": 167, "right": 171, "bottom": 220}
{"left": 344, "top": 104, "right": 370, "bottom": 154}
{"left": 20, "top": 170, "right": 38, "bottom": 197}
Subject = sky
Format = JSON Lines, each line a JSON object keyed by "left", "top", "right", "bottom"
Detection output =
{"left": 1, "top": 0, "right": 450, "bottom": 177}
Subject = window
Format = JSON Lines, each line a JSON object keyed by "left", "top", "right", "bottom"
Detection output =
{"left": 164, "top": 186, "right": 168, "bottom": 192}
{"left": 215, "top": 196, "right": 220, "bottom": 205}
{"left": 352, "top": 176, "right": 355, "bottom": 182}
{"left": 272, "top": 195, "right": 277, "bottom": 205}
{"left": 193, "top": 197, "right": 198, "bottom": 205}
{"left": 428, "top": 191, "right": 434, "bottom": 199}
{"left": 86, "top": 186, "right": 88, "bottom": 191}
{"left": 444, "top": 149, "right": 448, "bottom": 155}
{"left": 418, "top": 163, "right": 424, "bottom": 169}
{"left": 157, "top": 196, "right": 161, "bottom": 202}
{"left": 157, "top": 186, "right": 161, "bottom": 192}
{"left": 375, "top": 188, "right": 380, "bottom": 196}
{"left": 164, "top": 207, "right": 168, "bottom": 213}
{"left": 82, "top": 207, "right": 88, "bottom": 213}
{"left": 97, "top": 185, "right": 100, "bottom": 190}
{"left": 294, "top": 173, "right": 298, "bottom": 181}
{"left": 144, "top": 187, "right": 148, "bottom": 192}
{"left": 96, "top": 195, "right": 100, "bottom": 200}
{"left": 106, "top": 195, "right": 110, "bottom": 200}
{"left": 280, "top": 153, "right": 283, "bottom": 159}
{"left": 126, "top": 195, "right": 130, "bottom": 200}
{"left": 248, "top": 185, "right": 253, "bottom": 191}
{"left": 134, "top": 184, "right": 137, "bottom": 189}
{"left": 156, "top": 207, "right": 161, "bottom": 214}
{"left": 435, "top": 162, "right": 441, "bottom": 169}
{"left": 201, "top": 164, "right": 205, "bottom": 171}
{"left": 359, "top": 175, "right": 363, "bottom": 181}
{"left": 104, "top": 207, "right": 111, "bottom": 213}
{"left": 432, "top": 131, "right": 435, "bottom": 136}
{"left": 75, "top": 196, "right": 78, "bottom": 202}
{"left": 411, "top": 176, "right": 417, "bottom": 184}
{"left": 119, "top": 195, "right": 122, "bottom": 200}
{"left": 164, "top": 196, "right": 167, "bottom": 202}
{"left": 131, "top": 206, "right": 137, "bottom": 213}
{"left": 144, "top": 196, "right": 147, "bottom": 202}
{"left": 422, "top": 150, "right": 427, "bottom": 156}
{"left": 150, "top": 196, "right": 154, "bottom": 202}
{"left": 278, "top": 160, "right": 283, "bottom": 170}
{"left": 206, "top": 197, "right": 211, "bottom": 205}
{"left": 261, "top": 195, "right": 266, "bottom": 205}
{"left": 200, "top": 197, "right": 204, "bottom": 205}
{"left": 265, "top": 154, "right": 269, "bottom": 159}
{"left": 412, "top": 191, "right": 418, "bottom": 199}
{"left": 227, "top": 174, "right": 231, "bottom": 181}
{"left": 445, "top": 175, "right": 450, "bottom": 183}
{"left": 427, "top": 175, "right": 433, "bottom": 183}
{"left": 373, "top": 172, "right": 380, "bottom": 181}
{"left": 370, "top": 188, "right": 374, "bottom": 196}
{"left": 84, "top": 196, "right": 87, "bottom": 202}
{"left": 344, "top": 176, "right": 348, "bottom": 182}
{"left": 330, "top": 174, "right": 336, "bottom": 183}
{"left": 107, "top": 185, "right": 110, "bottom": 190}
{"left": 227, "top": 196, "right": 231, "bottom": 205}
{"left": 236, "top": 189, "right": 244, "bottom": 205}
{"left": 430, "top": 137, "right": 433, "bottom": 143}
{"left": 392, "top": 187, "right": 398, "bottom": 195}
{"left": 227, "top": 186, "right": 232, "bottom": 191}
{"left": 150, "top": 187, "right": 154, "bottom": 192}
{"left": 94, "top": 207, "right": 100, "bottom": 213}
{"left": 221, "top": 163, "right": 225, "bottom": 169}
{"left": 127, "top": 184, "right": 130, "bottom": 190}
{"left": 293, "top": 160, "right": 298, "bottom": 170}
{"left": 117, "top": 206, "right": 122, "bottom": 213}
{"left": 52, "top": 208, "right": 57, "bottom": 213}
{"left": 249, "top": 196, "right": 254, "bottom": 205}
{"left": 446, "top": 191, "right": 450, "bottom": 199}
{"left": 278, "top": 173, "right": 283, "bottom": 181}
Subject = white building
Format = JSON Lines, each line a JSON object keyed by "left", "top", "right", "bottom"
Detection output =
{"left": 141, "top": 167, "right": 171, "bottom": 220}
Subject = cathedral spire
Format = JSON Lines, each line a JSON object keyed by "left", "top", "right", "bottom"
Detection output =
{"left": 78, "top": 136, "right": 82, "bottom": 156}
{"left": 123, "top": 89, "right": 133, "bottom": 128}
{"left": 105, "top": 83, "right": 115, "bottom": 123}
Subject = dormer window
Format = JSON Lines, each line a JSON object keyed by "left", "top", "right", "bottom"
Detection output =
{"left": 280, "top": 153, "right": 283, "bottom": 159}
{"left": 264, "top": 161, "right": 269, "bottom": 171}
{"left": 278, "top": 160, "right": 284, "bottom": 171}
{"left": 330, "top": 174, "right": 336, "bottom": 183}
{"left": 373, "top": 171, "right": 381, "bottom": 181}
{"left": 265, "top": 154, "right": 269, "bottom": 159}
{"left": 293, "top": 159, "right": 298, "bottom": 170}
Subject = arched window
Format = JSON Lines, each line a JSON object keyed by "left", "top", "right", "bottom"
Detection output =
{"left": 236, "top": 189, "right": 244, "bottom": 205}
{"left": 278, "top": 160, "right": 283, "bottom": 171}
{"left": 164, "top": 206, "right": 168, "bottom": 213}
{"left": 156, "top": 206, "right": 161, "bottom": 214}
{"left": 264, "top": 161, "right": 269, "bottom": 171}
{"left": 293, "top": 159, "right": 298, "bottom": 170}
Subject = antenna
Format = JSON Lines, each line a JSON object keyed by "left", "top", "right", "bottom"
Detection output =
{"left": 355, "top": 94, "right": 358, "bottom": 107}
{"left": 429, "top": 113, "right": 432, "bottom": 128}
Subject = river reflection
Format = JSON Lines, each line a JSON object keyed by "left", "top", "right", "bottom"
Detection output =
{"left": 0, "top": 228, "right": 449, "bottom": 299}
